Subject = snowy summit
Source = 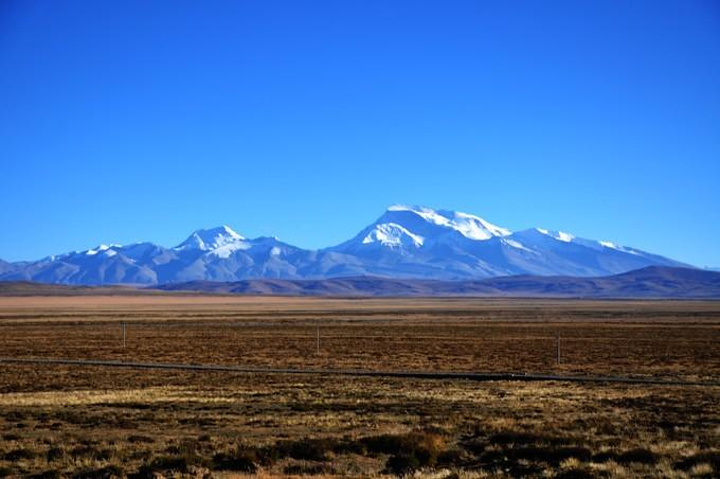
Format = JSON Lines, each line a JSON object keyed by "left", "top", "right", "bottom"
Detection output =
{"left": 174, "top": 225, "right": 245, "bottom": 251}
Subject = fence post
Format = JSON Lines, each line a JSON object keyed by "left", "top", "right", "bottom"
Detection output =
{"left": 556, "top": 332, "right": 560, "bottom": 366}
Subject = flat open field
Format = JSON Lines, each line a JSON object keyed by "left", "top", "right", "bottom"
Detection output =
{"left": 0, "top": 296, "right": 718, "bottom": 477}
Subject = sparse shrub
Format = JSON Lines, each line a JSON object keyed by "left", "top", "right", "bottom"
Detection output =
{"left": 385, "top": 453, "right": 421, "bottom": 475}
{"left": 73, "top": 465, "right": 124, "bottom": 479}
{"left": 165, "top": 438, "right": 199, "bottom": 456}
{"left": 592, "top": 451, "right": 619, "bottom": 463}
{"left": 148, "top": 455, "right": 193, "bottom": 472}
{"left": 362, "top": 430, "right": 446, "bottom": 466}
{"left": 212, "top": 450, "right": 257, "bottom": 473}
{"left": 362, "top": 431, "right": 447, "bottom": 474}
{"left": 334, "top": 436, "right": 367, "bottom": 455}
{"left": 47, "top": 446, "right": 66, "bottom": 461}
{"left": 127, "top": 435, "right": 155, "bottom": 444}
{"left": 32, "top": 471, "right": 61, "bottom": 479}
{"left": 143, "top": 453, "right": 210, "bottom": 473}
{"left": 128, "top": 449, "right": 152, "bottom": 461}
{"left": 127, "top": 465, "right": 154, "bottom": 479}
{"left": 616, "top": 448, "right": 659, "bottom": 465}
{"left": 675, "top": 451, "right": 720, "bottom": 473}
{"left": 478, "top": 451, "right": 546, "bottom": 477}
{"left": 555, "top": 468, "right": 594, "bottom": 479}
{"left": 2, "top": 433, "right": 21, "bottom": 441}
{"left": 69, "top": 445, "right": 113, "bottom": 461}
{"left": 0, "top": 468, "right": 13, "bottom": 478}
{"left": 459, "top": 438, "right": 486, "bottom": 456}
{"left": 255, "top": 444, "right": 283, "bottom": 466}
{"left": 283, "top": 463, "right": 336, "bottom": 475}
{"left": 437, "top": 448, "right": 465, "bottom": 466}
{"left": 362, "top": 434, "right": 406, "bottom": 455}
{"left": 4, "top": 410, "right": 28, "bottom": 421}
{"left": 276, "top": 437, "right": 337, "bottom": 461}
{"left": 515, "top": 445, "right": 592, "bottom": 464}
{"left": 4, "top": 447, "right": 37, "bottom": 461}
{"left": 488, "top": 431, "right": 567, "bottom": 446}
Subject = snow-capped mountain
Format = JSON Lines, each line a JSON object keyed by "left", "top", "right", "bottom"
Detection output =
{"left": 174, "top": 225, "right": 246, "bottom": 252}
{"left": 333, "top": 205, "right": 510, "bottom": 253}
{"left": 0, "top": 206, "right": 692, "bottom": 284}
{"left": 323, "top": 205, "right": 688, "bottom": 279}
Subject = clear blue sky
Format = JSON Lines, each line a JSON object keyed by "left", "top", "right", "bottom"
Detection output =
{"left": 1, "top": 1, "right": 719, "bottom": 266}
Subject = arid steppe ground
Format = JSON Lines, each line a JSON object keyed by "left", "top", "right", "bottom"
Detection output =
{"left": 0, "top": 295, "right": 718, "bottom": 477}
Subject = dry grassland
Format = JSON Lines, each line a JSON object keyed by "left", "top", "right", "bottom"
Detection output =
{"left": 0, "top": 296, "right": 717, "bottom": 478}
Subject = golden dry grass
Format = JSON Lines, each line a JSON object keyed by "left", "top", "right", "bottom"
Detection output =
{"left": 0, "top": 296, "right": 717, "bottom": 477}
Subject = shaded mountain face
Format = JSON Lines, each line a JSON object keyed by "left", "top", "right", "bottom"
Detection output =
{"left": 0, "top": 259, "right": 17, "bottom": 276}
{"left": 151, "top": 267, "right": 720, "bottom": 299}
{"left": 0, "top": 206, "right": 692, "bottom": 285}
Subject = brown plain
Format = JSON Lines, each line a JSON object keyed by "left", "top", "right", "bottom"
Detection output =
{"left": 0, "top": 295, "right": 718, "bottom": 477}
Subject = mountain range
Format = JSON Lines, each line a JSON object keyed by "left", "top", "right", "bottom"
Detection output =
{"left": 0, "top": 205, "right": 692, "bottom": 285}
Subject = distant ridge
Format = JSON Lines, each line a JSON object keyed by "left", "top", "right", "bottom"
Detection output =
{"left": 0, "top": 282, "right": 142, "bottom": 296}
{"left": 152, "top": 267, "right": 720, "bottom": 299}
{"left": 2, "top": 267, "right": 718, "bottom": 299}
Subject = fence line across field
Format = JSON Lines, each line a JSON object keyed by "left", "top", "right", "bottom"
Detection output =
{"left": 2, "top": 319, "right": 713, "bottom": 343}
{"left": 1, "top": 357, "right": 718, "bottom": 387}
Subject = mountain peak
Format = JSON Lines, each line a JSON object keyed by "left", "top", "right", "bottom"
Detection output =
{"left": 382, "top": 205, "right": 511, "bottom": 241}
{"left": 174, "top": 225, "right": 245, "bottom": 251}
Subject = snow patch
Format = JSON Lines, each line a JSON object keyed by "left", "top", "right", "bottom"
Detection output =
{"left": 599, "top": 240, "right": 640, "bottom": 255}
{"left": 362, "top": 223, "right": 425, "bottom": 248}
{"left": 85, "top": 244, "right": 120, "bottom": 256}
{"left": 503, "top": 239, "right": 533, "bottom": 252}
{"left": 536, "top": 228, "right": 575, "bottom": 243}
{"left": 209, "top": 241, "right": 252, "bottom": 258}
